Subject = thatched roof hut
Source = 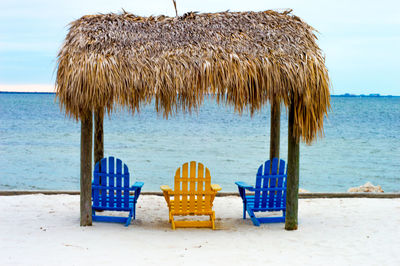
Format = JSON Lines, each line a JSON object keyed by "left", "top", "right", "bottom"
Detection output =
{"left": 56, "top": 9, "right": 330, "bottom": 229}
{"left": 56, "top": 10, "right": 330, "bottom": 143}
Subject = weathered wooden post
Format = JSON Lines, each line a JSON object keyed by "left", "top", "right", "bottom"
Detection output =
{"left": 94, "top": 108, "right": 104, "bottom": 167}
{"left": 80, "top": 110, "right": 93, "bottom": 226}
{"left": 270, "top": 100, "right": 280, "bottom": 160}
{"left": 285, "top": 99, "right": 300, "bottom": 230}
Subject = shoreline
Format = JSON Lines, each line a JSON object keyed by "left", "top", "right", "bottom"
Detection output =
{"left": 1, "top": 190, "right": 399, "bottom": 198}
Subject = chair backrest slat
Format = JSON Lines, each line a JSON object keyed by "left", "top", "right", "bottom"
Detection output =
{"left": 100, "top": 158, "right": 108, "bottom": 207}
{"left": 109, "top": 159, "right": 115, "bottom": 206}
{"left": 197, "top": 163, "right": 205, "bottom": 213}
{"left": 115, "top": 160, "right": 122, "bottom": 208}
{"left": 267, "top": 158, "right": 279, "bottom": 209}
{"left": 124, "top": 164, "right": 130, "bottom": 207}
{"left": 107, "top": 157, "right": 114, "bottom": 208}
{"left": 121, "top": 160, "right": 129, "bottom": 208}
{"left": 203, "top": 167, "right": 211, "bottom": 212}
{"left": 174, "top": 166, "right": 182, "bottom": 212}
{"left": 275, "top": 160, "right": 286, "bottom": 208}
{"left": 260, "top": 160, "right": 272, "bottom": 208}
{"left": 189, "top": 162, "right": 196, "bottom": 212}
{"left": 254, "top": 165, "right": 263, "bottom": 208}
{"left": 93, "top": 162, "right": 100, "bottom": 206}
{"left": 181, "top": 163, "right": 189, "bottom": 212}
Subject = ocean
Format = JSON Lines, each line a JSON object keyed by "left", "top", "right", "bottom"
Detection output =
{"left": 0, "top": 93, "right": 399, "bottom": 192}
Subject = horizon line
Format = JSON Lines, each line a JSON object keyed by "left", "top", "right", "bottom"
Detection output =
{"left": 0, "top": 84, "right": 398, "bottom": 96}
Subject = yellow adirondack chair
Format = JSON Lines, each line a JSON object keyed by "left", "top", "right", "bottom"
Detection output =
{"left": 160, "top": 161, "right": 222, "bottom": 229}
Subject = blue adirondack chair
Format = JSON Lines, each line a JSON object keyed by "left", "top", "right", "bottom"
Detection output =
{"left": 92, "top": 156, "right": 144, "bottom": 226}
{"left": 235, "top": 158, "right": 287, "bottom": 226}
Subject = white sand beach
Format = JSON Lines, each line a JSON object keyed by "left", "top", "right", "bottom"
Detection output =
{"left": 0, "top": 195, "right": 399, "bottom": 265}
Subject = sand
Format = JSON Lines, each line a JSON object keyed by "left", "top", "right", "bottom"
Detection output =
{"left": 0, "top": 195, "right": 399, "bottom": 265}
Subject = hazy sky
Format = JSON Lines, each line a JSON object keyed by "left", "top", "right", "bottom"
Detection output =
{"left": 0, "top": 0, "right": 399, "bottom": 95}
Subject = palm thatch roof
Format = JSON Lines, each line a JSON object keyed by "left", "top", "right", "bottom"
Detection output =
{"left": 56, "top": 10, "right": 330, "bottom": 143}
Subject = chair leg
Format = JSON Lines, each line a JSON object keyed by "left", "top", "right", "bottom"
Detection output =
{"left": 243, "top": 203, "right": 246, "bottom": 219}
{"left": 248, "top": 208, "right": 260, "bottom": 226}
{"left": 171, "top": 215, "right": 176, "bottom": 230}
{"left": 211, "top": 212, "right": 216, "bottom": 230}
{"left": 125, "top": 211, "right": 133, "bottom": 227}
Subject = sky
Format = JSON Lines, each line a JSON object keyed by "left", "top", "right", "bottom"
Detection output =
{"left": 0, "top": 0, "right": 399, "bottom": 95}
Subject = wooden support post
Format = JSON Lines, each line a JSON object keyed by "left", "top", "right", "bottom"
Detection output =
{"left": 80, "top": 111, "right": 93, "bottom": 226}
{"left": 270, "top": 100, "right": 281, "bottom": 160}
{"left": 285, "top": 99, "right": 300, "bottom": 230}
{"left": 94, "top": 108, "right": 104, "bottom": 167}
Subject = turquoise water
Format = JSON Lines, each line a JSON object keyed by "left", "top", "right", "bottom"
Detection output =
{"left": 0, "top": 93, "right": 399, "bottom": 192}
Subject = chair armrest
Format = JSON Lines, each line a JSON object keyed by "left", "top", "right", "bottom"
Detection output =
{"left": 131, "top": 182, "right": 144, "bottom": 201}
{"left": 235, "top": 181, "right": 253, "bottom": 190}
{"left": 211, "top": 184, "right": 222, "bottom": 192}
{"left": 160, "top": 185, "right": 172, "bottom": 206}
{"left": 132, "top": 182, "right": 144, "bottom": 189}
{"left": 160, "top": 185, "right": 172, "bottom": 192}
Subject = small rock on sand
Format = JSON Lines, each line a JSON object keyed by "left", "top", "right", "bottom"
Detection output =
{"left": 347, "top": 182, "right": 384, "bottom": 193}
